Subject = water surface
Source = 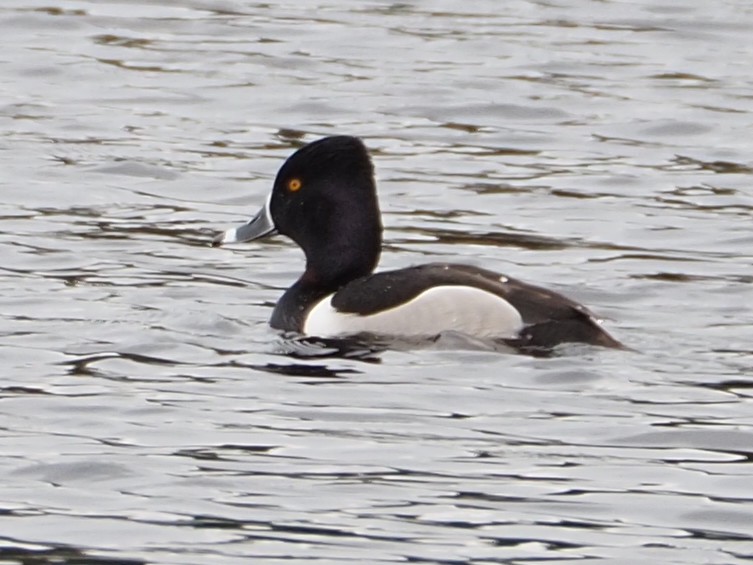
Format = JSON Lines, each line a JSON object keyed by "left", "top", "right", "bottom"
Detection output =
{"left": 2, "top": 1, "right": 753, "bottom": 563}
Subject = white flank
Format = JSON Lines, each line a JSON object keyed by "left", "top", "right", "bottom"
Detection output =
{"left": 303, "top": 286, "right": 523, "bottom": 339}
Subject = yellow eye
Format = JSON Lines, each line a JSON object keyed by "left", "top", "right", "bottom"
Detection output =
{"left": 287, "top": 178, "right": 302, "bottom": 192}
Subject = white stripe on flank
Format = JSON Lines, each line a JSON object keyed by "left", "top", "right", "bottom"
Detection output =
{"left": 303, "top": 286, "right": 523, "bottom": 339}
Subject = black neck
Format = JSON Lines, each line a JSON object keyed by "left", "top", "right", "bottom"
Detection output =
{"left": 290, "top": 195, "right": 382, "bottom": 289}
{"left": 270, "top": 235, "right": 380, "bottom": 333}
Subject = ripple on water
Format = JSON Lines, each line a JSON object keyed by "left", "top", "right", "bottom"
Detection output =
{"left": 2, "top": 0, "right": 753, "bottom": 563}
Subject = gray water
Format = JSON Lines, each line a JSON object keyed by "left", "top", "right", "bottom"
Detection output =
{"left": 2, "top": 1, "right": 753, "bottom": 563}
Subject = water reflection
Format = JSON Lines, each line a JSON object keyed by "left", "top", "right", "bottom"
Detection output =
{"left": 3, "top": 0, "right": 753, "bottom": 563}
{"left": 0, "top": 546, "right": 145, "bottom": 565}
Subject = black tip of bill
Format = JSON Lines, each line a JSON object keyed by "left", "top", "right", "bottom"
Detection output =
{"left": 211, "top": 232, "right": 226, "bottom": 247}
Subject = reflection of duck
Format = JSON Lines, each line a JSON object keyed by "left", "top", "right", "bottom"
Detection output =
{"left": 214, "top": 136, "right": 622, "bottom": 352}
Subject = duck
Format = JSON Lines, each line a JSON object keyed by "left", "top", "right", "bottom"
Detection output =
{"left": 213, "top": 135, "right": 623, "bottom": 352}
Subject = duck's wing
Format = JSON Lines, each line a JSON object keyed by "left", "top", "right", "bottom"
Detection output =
{"left": 331, "top": 262, "right": 623, "bottom": 350}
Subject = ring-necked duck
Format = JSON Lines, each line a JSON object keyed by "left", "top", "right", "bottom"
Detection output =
{"left": 213, "top": 136, "right": 623, "bottom": 351}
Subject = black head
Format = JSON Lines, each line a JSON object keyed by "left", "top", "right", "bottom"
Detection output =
{"left": 268, "top": 136, "right": 383, "bottom": 284}
{"left": 213, "top": 136, "right": 383, "bottom": 285}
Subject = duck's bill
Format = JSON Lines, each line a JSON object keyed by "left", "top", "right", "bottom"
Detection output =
{"left": 212, "top": 200, "right": 276, "bottom": 247}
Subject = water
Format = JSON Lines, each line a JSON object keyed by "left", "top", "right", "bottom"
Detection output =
{"left": 2, "top": 0, "right": 753, "bottom": 563}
